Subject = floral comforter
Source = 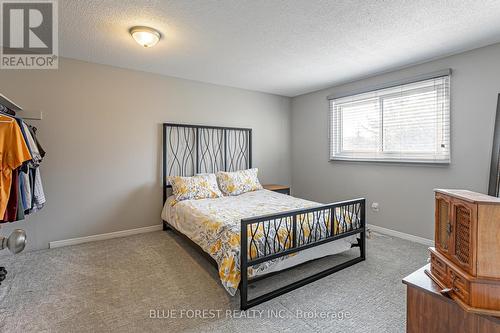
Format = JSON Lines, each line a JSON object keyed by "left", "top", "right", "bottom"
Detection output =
{"left": 162, "top": 189, "right": 357, "bottom": 296}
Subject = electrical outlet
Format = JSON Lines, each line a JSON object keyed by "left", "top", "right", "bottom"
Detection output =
{"left": 371, "top": 202, "right": 380, "bottom": 212}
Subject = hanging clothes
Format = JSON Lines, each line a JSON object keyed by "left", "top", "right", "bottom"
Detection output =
{"left": 15, "top": 118, "right": 33, "bottom": 162}
{"left": 0, "top": 95, "right": 45, "bottom": 223}
{"left": 30, "top": 167, "right": 45, "bottom": 212}
{"left": 20, "top": 169, "right": 31, "bottom": 214}
{"left": 2, "top": 168, "right": 19, "bottom": 222}
{"left": 0, "top": 114, "right": 31, "bottom": 218}
{"left": 21, "top": 121, "right": 41, "bottom": 165}
{"left": 28, "top": 125, "right": 45, "bottom": 159}
{"left": 17, "top": 170, "right": 26, "bottom": 220}
{"left": 19, "top": 121, "right": 46, "bottom": 214}
{"left": 13, "top": 117, "right": 33, "bottom": 217}
{"left": 16, "top": 179, "right": 25, "bottom": 221}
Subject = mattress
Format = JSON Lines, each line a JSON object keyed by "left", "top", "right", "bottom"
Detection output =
{"left": 161, "top": 189, "right": 356, "bottom": 296}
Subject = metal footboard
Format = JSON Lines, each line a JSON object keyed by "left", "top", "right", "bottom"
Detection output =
{"left": 240, "top": 198, "right": 366, "bottom": 310}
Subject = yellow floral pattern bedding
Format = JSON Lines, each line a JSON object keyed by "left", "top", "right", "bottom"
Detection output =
{"left": 216, "top": 168, "right": 263, "bottom": 196}
{"left": 168, "top": 174, "right": 223, "bottom": 202}
{"left": 163, "top": 189, "right": 357, "bottom": 296}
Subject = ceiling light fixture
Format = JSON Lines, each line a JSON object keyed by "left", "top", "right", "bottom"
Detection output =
{"left": 130, "top": 26, "right": 161, "bottom": 48}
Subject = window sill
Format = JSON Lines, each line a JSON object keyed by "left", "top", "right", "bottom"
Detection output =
{"left": 329, "top": 156, "right": 450, "bottom": 165}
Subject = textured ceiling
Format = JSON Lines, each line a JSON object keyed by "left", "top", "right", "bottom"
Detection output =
{"left": 61, "top": 0, "right": 500, "bottom": 97}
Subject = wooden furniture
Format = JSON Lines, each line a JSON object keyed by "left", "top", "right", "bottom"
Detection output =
{"left": 404, "top": 265, "right": 500, "bottom": 333}
{"left": 428, "top": 189, "right": 500, "bottom": 316}
{"left": 263, "top": 184, "right": 290, "bottom": 195}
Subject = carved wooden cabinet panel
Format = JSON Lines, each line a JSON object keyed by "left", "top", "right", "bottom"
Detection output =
{"left": 435, "top": 193, "right": 452, "bottom": 255}
{"left": 450, "top": 198, "right": 477, "bottom": 275}
{"left": 429, "top": 189, "right": 500, "bottom": 316}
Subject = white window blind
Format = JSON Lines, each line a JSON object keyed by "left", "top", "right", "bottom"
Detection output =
{"left": 329, "top": 75, "right": 450, "bottom": 163}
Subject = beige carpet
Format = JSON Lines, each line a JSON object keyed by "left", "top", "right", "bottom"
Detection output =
{"left": 0, "top": 230, "right": 428, "bottom": 332}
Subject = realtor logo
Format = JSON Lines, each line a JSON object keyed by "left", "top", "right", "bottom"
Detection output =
{"left": 1, "top": 0, "right": 58, "bottom": 69}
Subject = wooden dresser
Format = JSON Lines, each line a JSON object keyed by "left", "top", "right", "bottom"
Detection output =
{"left": 403, "top": 265, "right": 500, "bottom": 333}
{"left": 429, "top": 189, "right": 500, "bottom": 315}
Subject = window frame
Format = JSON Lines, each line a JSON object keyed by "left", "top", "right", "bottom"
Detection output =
{"left": 328, "top": 70, "right": 451, "bottom": 164}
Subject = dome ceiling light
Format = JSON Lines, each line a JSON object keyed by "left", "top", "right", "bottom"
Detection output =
{"left": 130, "top": 26, "right": 161, "bottom": 48}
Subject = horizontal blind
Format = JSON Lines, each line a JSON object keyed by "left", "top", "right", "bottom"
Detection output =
{"left": 329, "top": 75, "right": 450, "bottom": 163}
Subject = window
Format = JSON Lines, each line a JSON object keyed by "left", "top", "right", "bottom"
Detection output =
{"left": 329, "top": 74, "right": 450, "bottom": 163}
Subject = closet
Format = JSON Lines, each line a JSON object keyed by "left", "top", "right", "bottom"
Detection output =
{"left": 0, "top": 94, "right": 46, "bottom": 283}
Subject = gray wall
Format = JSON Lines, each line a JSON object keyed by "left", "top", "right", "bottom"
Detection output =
{"left": 3, "top": 42, "right": 499, "bottom": 250}
{"left": 0, "top": 58, "right": 291, "bottom": 250}
{"left": 291, "top": 43, "right": 500, "bottom": 240}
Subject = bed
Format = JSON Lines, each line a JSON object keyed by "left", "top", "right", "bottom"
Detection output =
{"left": 162, "top": 123, "right": 366, "bottom": 309}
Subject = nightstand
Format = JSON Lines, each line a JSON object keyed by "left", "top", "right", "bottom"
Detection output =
{"left": 263, "top": 184, "right": 290, "bottom": 195}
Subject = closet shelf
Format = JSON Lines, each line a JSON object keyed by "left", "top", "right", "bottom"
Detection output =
{"left": 0, "top": 93, "right": 42, "bottom": 120}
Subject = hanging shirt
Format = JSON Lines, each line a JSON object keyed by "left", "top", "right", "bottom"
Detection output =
{"left": 16, "top": 119, "right": 35, "bottom": 213}
{"left": 21, "top": 122, "right": 41, "bottom": 166}
{"left": 0, "top": 116, "right": 32, "bottom": 217}
{"left": 19, "top": 169, "right": 27, "bottom": 210}
{"left": 15, "top": 118, "right": 32, "bottom": 172}
{"left": 2, "top": 168, "right": 19, "bottom": 222}
{"left": 31, "top": 167, "right": 45, "bottom": 212}
{"left": 28, "top": 125, "right": 45, "bottom": 159}
{"left": 19, "top": 122, "right": 45, "bottom": 214}
{"left": 16, "top": 171, "right": 25, "bottom": 221}
{"left": 21, "top": 170, "right": 31, "bottom": 213}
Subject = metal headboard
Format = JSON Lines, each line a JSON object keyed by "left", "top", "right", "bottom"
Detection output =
{"left": 162, "top": 123, "right": 252, "bottom": 203}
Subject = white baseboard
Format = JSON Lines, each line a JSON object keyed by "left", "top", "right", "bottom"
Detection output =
{"left": 48, "top": 223, "right": 430, "bottom": 249}
{"left": 49, "top": 225, "right": 163, "bottom": 249}
{"left": 367, "top": 224, "right": 434, "bottom": 246}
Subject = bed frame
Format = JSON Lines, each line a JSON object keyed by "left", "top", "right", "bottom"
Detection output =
{"left": 162, "top": 123, "right": 366, "bottom": 310}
